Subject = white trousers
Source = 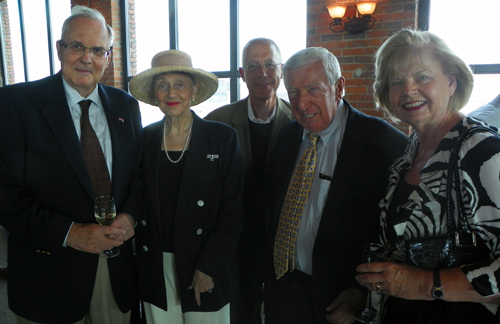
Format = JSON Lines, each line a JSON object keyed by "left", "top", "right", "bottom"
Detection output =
{"left": 143, "top": 252, "right": 230, "bottom": 324}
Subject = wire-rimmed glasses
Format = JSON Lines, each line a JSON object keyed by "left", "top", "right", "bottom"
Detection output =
{"left": 242, "top": 62, "right": 281, "bottom": 73}
{"left": 59, "top": 40, "right": 113, "bottom": 58}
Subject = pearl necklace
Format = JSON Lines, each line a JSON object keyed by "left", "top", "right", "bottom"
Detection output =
{"left": 163, "top": 117, "right": 193, "bottom": 163}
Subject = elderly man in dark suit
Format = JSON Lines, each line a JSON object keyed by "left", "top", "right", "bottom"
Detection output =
{"left": 205, "top": 38, "right": 293, "bottom": 324}
{"left": 265, "top": 47, "right": 407, "bottom": 324}
{"left": 0, "top": 6, "right": 142, "bottom": 324}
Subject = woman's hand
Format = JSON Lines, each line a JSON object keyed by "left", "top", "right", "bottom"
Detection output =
{"left": 355, "top": 261, "right": 432, "bottom": 301}
{"left": 188, "top": 269, "right": 215, "bottom": 306}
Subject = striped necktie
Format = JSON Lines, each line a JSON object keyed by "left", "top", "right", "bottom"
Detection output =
{"left": 273, "top": 132, "right": 319, "bottom": 279}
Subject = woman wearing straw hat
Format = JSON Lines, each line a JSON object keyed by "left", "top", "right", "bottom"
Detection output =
{"left": 130, "top": 50, "right": 243, "bottom": 324}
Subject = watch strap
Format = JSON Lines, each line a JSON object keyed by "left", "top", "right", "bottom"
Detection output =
{"left": 433, "top": 269, "right": 441, "bottom": 287}
{"left": 431, "top": 269, "right": 444, "bottom": 300}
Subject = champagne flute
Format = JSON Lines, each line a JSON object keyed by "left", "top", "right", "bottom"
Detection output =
{"left": 354, "top": 243, "right": 387, "bottom": 324}
{"left": 94, "top": 196, "right": 120, "bottom": 258}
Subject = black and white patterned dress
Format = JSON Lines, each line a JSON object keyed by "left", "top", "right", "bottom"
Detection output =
{"left": 380, "top": 116, "right": 500, "bottom": 316}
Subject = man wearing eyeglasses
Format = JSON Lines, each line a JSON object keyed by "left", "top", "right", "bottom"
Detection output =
{"left": 0, "top": 5, "right": 142, "bottom": 324}
{"left": 205, "top": 38, "right": 293, "bottom": 324}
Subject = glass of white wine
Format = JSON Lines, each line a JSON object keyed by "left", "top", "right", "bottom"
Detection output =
{"left": 94, "top": 196, "right": 120, "bottom": 258}
{"left": 354, "top": 243, "right": 387, "bottom": 324}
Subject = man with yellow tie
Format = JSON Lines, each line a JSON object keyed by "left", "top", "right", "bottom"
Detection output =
{"left": 265, "top": 47, "right": 407, "bottom": 324}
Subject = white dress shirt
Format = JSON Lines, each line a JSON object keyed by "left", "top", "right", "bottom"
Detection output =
{"left": 294, "top": 100, "right": 348, "bottom": 275}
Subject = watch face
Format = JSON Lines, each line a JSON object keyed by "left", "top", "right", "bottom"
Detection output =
{"left": 432, "top": 287, "right": 444, "bottom": 299}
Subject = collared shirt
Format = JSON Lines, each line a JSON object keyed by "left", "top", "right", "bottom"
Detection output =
{"left": 63, "top": 78, "right": 113, "bottom": 178}
{"left": 247, "top": 98, "right": 277, "bottom": 124}
{"left": 294, "top": 99, "right": 348, "bottom": 275}
{"left": 62, "top": 79, "right": 113, "bottom": 247}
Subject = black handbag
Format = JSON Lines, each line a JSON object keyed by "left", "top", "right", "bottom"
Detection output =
{"left": 405, "top": 126, "right": 497, "bottom": 270}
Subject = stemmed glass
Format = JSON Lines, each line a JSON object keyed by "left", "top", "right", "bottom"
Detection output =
{"left": 94, "top": 196, "right": 120, "bottom": 258}
{"left": 354, "top": 243, "right": 387, "bottom": 324}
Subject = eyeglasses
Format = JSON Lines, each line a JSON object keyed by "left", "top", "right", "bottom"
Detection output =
{"left": 59, "top": 41, "right": 113, "bottom": 58}
{"left": 242, "top": 62, "right": 281, "bottom": 73}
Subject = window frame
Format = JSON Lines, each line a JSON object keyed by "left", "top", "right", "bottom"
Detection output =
{"left": 419, "top": 0, "right": 500, "bottom": 75}
{"left": 120, "top": 0, "right": 241, "bottom": 103}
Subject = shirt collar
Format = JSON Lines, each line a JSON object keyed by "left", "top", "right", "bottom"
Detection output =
{"left": 302, "top": 99, "right": 347, "bottom": 145}
{"left": 247, "top": 97, "right": 277, "bottom": 124}
{"left": 62, "top": 78, "right": 103, "bottom": 110}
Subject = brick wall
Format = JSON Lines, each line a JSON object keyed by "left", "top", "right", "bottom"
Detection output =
{"left": 71, "top": 0, "right": 124, "bottom": 89}
{"left": 307, "top": 0, "right": 418, "bottom": 132}
{"left": 0, "top": 1, "right": 14, "bottom": 85}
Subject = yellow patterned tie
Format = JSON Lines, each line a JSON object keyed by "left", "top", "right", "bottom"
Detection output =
{"left": 273, "top": 132, "right": 319, "bottom": 279}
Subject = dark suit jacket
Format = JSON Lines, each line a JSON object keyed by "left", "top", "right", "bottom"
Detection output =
{"left": 266, "top": 100, "right": 407, "bottom": 322}
{"left": 136, "top": 112, "right": 243, "bottom": 312}
{"left": 0, "top": 73, "right": 143, "bottom": 324}
{"left": 205, "top": 97, "right": 293, "bottom": 281}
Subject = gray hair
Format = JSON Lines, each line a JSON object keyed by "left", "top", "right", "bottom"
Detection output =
{"left": 283, "top": 47, "right": 341, "bottom": 86}
{"left": 242, "top": 38, "right": 282, "bottom": 65}
{"left": 61, "top": 5, "right": 114, "bottom": 47}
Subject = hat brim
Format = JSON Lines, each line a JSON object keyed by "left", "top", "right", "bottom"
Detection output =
{"left": 129, "top": 66, "right": 219, "bottom": 107}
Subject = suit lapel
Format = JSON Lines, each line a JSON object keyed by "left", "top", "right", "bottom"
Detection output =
{"left": 100, "top": 85, "right": 129, "bottom": 202}
{"left": 267, "top": 98, "right": 292, "bottom": 163}
{"left": 144, "top": 121, "right": 163, "bottom": 224}
{"left": 316, "top": 103, "right": 366, "bottom": 239}
{"left": 230, "top": 98, "right": 253, "bottom": 175}
{"left": 40, "top": 75, "right": 95, "bottom": 199}
{"left": 176, "top": 113, "right": 207, "bottom": 215}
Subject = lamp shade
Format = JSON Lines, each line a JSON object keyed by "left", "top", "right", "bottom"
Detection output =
{"left": 356, "top": 1, "right": 377, "bottom": 15}
{"left": 327, "top": 5, "right": 347, "bottom": 19}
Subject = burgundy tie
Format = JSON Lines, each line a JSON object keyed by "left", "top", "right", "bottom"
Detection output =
{"left": 79, "top": 100, "right": 111, "bottom": 197}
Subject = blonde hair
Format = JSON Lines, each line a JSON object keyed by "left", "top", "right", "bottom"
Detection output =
{"left": 373, "top": 29, "right": 473, "bottom": 120}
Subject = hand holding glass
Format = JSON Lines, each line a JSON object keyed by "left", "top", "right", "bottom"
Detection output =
{"left": 94, "top": 196, "right": 120, "bottom": 258}
{"left": 354, "top": 243, "right": 387, "bottom": 324}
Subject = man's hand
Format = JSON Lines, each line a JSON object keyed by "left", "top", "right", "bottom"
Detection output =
{"left": 188, "top": 269, "right": 215, "bottom": 306}
{"left": 66, "top": 222, "right": 125, "bottom": 254}
{"left": 325, "top": 286, "right": 365, "bottom": 324}
{"left": 108, "top": 213, "right": 135, "bottom": 241}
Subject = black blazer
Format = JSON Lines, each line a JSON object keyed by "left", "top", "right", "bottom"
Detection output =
{"left": 266, "top": 100, "right": 407, "bottom": 322}
{"left": 136, "top": 112, "right": 243, "bottom": 312}
{"left": 0, "top": 73, "right": 143, "bottom": 324}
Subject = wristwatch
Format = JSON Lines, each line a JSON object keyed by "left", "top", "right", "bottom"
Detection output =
{"left": 431, "top": 269, "right": 444, "bottom": 300}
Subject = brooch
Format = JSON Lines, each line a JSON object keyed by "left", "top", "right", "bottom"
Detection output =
{"left": 207, "top": 154, "right": 219, "bottom": 162}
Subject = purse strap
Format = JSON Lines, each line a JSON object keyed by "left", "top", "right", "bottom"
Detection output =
{"left": 447, "top": 125, "right": 500, "bottom": 246}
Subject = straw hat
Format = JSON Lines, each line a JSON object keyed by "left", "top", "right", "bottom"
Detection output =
{"left": 129, "top": 50, "right": 219, "bottom": 106}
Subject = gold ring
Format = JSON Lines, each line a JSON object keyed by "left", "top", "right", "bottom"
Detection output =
{"left": 375, "top": 282, "right": 382, "bottom": 294}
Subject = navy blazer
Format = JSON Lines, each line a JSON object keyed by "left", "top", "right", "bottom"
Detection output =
{"left": 0, "top": 73, "right": 143, "bottom": 324}
{"left": 136, "top": 112, "right": 243, "bottom": 312}
{"left": 266, "top": 100, "right": 407, "bottom": 322}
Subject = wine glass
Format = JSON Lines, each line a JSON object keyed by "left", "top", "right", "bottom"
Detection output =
{"left": 94, "top": 196, "right": 120, "bottom": 258}
{"left": 354, "top": 243, "right": 387, "bottom": 324}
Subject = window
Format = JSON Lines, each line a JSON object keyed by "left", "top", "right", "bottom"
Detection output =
{"left": 428, "top": 0, "right": 500, "bottom": 113}
{"left": 2, "top": 0, "right": 70, "bottom": 84}
{"left": 128, "top": 0, "right": 306, "bottom": 126}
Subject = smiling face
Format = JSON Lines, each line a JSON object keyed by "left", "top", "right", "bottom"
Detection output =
{"left": 285, "top": 60, "right": 344, "bottom": 133}
{"left": 153, "top": 72, "right": 198, "bottom": 118}
{"left": 239, "top": 41, "right": 282, "bottom": 102}
{"left": 389, "top": 50, "right": 457, "bottom": 129}
{"left": 57, "top": 17, "right": 111, "bottom": 97}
